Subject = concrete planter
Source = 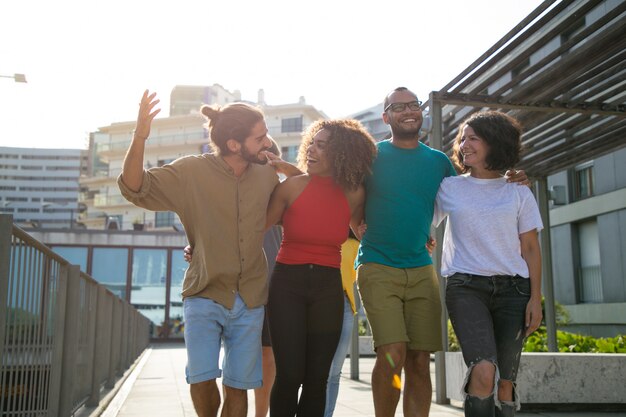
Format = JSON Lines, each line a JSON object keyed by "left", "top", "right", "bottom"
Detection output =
{"left": 358, "top": 336, "right": 375, "bottom": 356}
{"left": 445, "top": 351, "right": 626, "bottom": 409}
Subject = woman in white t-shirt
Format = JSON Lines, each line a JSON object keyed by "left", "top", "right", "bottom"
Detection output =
{"left": 433, "top": 111, "right": 543, "bottom": 417}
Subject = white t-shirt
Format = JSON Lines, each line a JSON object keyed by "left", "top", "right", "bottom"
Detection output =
{"left": 433, "top": 174, "right": 543, "bottom": 278}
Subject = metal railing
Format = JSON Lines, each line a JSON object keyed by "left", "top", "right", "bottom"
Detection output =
{"left": 0, "top": 214, "right": 150, "bottom": 416}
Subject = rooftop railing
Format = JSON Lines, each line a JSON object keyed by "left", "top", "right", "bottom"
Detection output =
{"left": 0, "top": 214, "right": 150, "bottom": 416}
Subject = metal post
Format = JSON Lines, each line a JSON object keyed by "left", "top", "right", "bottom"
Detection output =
{"left": 107, "top": 297, "right": 122, "bottom": 388}
{"left": 429, "top": 92, "right": 450, "bottom": 405}
{"left": 85, "top": 282, "right": 100, "bottom": 406}
{"left": 47, "top": 263, "right": 69, "bottom": 417}
{"left": 58, "top": 265, "right": 81, "bottom": 416}
{"left": 536, "top": 178, "right": 558, "bottom": 352}
{"left": 0, "top": 215, "right": 13, "bottom": 395}
{"left": 350, "top": 284, "right": 360, "bottom": 380}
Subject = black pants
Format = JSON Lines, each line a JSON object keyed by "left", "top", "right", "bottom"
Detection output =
{"left": 268, "top": 263, "right": 343, "bottom": 417}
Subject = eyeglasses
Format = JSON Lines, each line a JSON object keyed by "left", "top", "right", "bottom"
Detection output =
{"left": 384, "top": 100, "right": 423, "bottom": 113}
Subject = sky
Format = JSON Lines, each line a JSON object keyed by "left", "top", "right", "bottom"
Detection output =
{"left": 0, "top": 0, "right": 545, "bottom": 150}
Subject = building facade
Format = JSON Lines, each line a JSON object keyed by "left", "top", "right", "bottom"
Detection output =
{"left": 25, "top": 227, "right": 188, "bottom": 339}
{"left": 348, "top": 103, "right": 389, "bottom": 141}
{"left": 169, "top": 84, "right": 241, "bottom": 116}
{"left": 0, "top": 146, "right": 86, "bottom": 228}
{"left": 547, "top": 148, "right": 626, "bottom": 336}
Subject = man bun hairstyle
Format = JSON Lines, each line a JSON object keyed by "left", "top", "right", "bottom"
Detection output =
{"left": 200, "top": 102, "right": 265, "bottom": 155}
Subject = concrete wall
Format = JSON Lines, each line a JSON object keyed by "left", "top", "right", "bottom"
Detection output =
{"left": 25, "top": 228, "right": 188, "bottom": 248}
{"left": 446, "top": 352, "right": 626, "bottom": 407}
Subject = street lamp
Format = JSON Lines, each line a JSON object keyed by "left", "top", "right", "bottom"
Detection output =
{"left": 0, "top": 73, "right": 27, "bottom": 83}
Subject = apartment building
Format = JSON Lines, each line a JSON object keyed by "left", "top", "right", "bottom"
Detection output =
{"left": 0, "top": 146, "right": 86, "bottom": 228}
{"left": 79, "top": 85, "right": 327, "bottom": 231}
{"left": 546, "top": 149, "right": 626, "bottom": 336}
{"left": 348, "top": 103, "right": 389, "bottom": 141}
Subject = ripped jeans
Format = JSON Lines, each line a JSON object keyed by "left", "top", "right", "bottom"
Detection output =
{"left": 446, "top": 273, "right": 530, "bottom": 417}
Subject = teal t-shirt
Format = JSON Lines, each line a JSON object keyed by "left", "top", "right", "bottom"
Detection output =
{"left": 356, "top": 140, "right": 456, "bottom": 268}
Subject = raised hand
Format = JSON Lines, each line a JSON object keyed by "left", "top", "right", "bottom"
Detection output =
{"left": 134, "top": 90, "right": 161, "bottom": 141}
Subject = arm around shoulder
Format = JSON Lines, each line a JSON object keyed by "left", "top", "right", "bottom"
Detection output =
{"left": 265, "top": 177, "right": 294, "bottom": 229}
{"left": 346, "top": 185, "right": 365, "bottom": 232}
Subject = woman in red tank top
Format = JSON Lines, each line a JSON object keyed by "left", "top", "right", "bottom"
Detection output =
{"left": 265, "top": 119, "right": 377, "bottom": 417}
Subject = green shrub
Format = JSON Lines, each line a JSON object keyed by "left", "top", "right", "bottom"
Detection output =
{"left": 448, "top": 321, "right": 626, "bottom": 354}
{"left": 524, "top": 327, "right": 626, "bottom": 353}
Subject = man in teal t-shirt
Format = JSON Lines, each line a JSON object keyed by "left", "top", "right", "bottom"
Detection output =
{"left": 355, "top": 87, "right": 456, "bottom": 417}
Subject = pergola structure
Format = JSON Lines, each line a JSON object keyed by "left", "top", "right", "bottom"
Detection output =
{"left": 425, "top": 0, "right": 626, "bottom": 404}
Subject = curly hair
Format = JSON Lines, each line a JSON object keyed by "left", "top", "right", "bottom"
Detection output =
{"left": 296, "top": 119, "right": 377, "bottom": 191}
{"left": 451, "top": 111, "right": 523, "bottom": 173}
{"left": 201, "top": 102, "right": 265, "bottom": 155}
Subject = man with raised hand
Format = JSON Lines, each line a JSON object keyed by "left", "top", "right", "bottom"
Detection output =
{"left": 118, "top": 90, "right": 296, "bottom": 417}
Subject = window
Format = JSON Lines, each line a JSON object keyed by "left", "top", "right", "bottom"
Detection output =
{"left": 573, "top": 162, "right": 594, "bottom": 200}
{"left": 155, "top": 211, "right": 176, "bottom": 227}
{"left": 131, "top": 249, "right": 168, "bottom": 338}
{"left": 92, "top": 248, "right": 128, "bottom": 299}
{"left": 280, "top": 145, "right": 299, "bottom": 163}
{"left": 577, "top": 219, "right": 602, "bottom": 303}
{"left": 168, "top": 250, "right": 188, "bottom": 339}
{"left": 51, "top": 246, "right": 88, "bottom": 272}
{"left": 281, "top": 116, "right": 303, "bottom": 133}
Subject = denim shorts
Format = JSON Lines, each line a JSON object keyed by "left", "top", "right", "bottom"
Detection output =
{"left": 445, "top": 273, "right": 530, "bottom": 383}
{"left": 183, "top": 294, "right": 264, "bottom": 389}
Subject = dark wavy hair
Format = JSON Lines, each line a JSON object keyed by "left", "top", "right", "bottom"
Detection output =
{"left": 451, "top": 111, "right": 523, "bottom": 173}
{"left": 201, "top": 103, "right": 265, "bottom": 155}
{"left": 297, "top": 119, "right": 378, "bottom": 191}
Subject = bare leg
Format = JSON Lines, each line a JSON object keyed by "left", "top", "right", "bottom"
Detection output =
{"left": 190, "top": 379, "right": 220, "bottom": 417}
{"left": 254, "top": 347, "right": 275, "bottom": 417}
{"left": 467, "top": 361, "right": 495, "bottom": 397}
{"left": 371, "top": 343, "right": 406, "bottom": 417}
{"left": 221, "top": 385, "right": 248, "bottom": 417}
{"left": 497, "top": 379, "right": 513, "bottom": 401}
{"left": 403, "top": 350, "right": 431, "bottom": 417}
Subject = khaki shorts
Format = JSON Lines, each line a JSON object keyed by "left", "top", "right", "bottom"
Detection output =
{"left": 357, "top": 263, "right": 442, "bottom": 352}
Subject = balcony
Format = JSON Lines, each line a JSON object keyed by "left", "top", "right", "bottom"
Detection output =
{"left": 96, "top": 132, "right": 207, "bottom": 157}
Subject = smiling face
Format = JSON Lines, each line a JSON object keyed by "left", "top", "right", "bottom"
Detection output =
{"left": 305, "top": 129, "right": 332, "bottom": 176}
{"left": 459, "top": 125, "right": 490, "bottom": 170}
{"left": 382, "top": 89, "right": 423, "bottom": 140}
{"left": 240, "top": 120, "right": 272, "bottom": 165}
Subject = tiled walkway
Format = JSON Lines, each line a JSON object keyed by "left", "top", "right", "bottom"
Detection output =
{"left": 97, "top": 344, "right": 625, "bottom": 417}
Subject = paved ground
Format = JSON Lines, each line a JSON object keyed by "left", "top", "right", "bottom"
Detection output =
{"left": 93, "top": 344, "right": 626, "bottom": 417}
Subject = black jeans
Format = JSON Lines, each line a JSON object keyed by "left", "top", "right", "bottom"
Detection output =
{"left": 268, "top": 263, "right": 343, "bottom": 417}
{"left": 446, "top": 273, "right": 530, "bottom": 417}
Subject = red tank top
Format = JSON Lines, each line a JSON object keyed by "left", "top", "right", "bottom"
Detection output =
{"left": 277, "top": 175, "right": 350, "bottom": 268}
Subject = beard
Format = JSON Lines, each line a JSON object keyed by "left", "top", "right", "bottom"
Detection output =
{"left": 241, "top": 144, "right": 268, "bottom": 165}
{"left": 388, "top": 115, "right": 423, "bottom": 141}
{"left": 390, "top": 122, "right": 422, "bottom": 141}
